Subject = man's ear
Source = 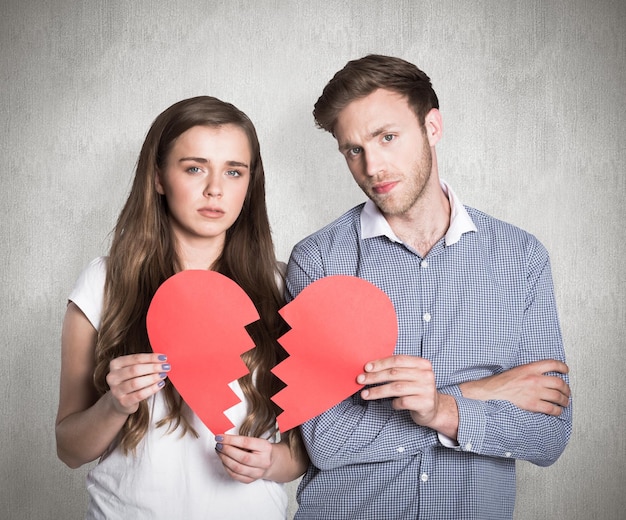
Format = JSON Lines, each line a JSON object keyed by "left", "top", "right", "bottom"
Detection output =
{"left": 424, "top": 108, "right": 443, "bottom": 147}
{"left": 155, "top": 170, "right": 165, "bottom": 195}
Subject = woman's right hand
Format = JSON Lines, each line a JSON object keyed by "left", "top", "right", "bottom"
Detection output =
{"left": 56, "top": 303, "right": 170, "bottom": 468}
{"left": 106, "top": 353, "right": 171, "bottom": 415}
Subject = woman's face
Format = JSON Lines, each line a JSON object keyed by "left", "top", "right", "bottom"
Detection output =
{"left": 156, "top": 124, "right": 251, "bottom": 265}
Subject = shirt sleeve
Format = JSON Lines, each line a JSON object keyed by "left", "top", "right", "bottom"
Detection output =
{"left": 68, "top": 257, "right": 107, "bottom": 331}
{"left": 286, "top": 242, "right": 440, "bottom": 471}
{"left": 448, "top": 239, "right": 572, "bottom": 466}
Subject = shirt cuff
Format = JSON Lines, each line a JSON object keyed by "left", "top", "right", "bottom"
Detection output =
{"left": 438, "top": 432, "right": 460, "bottom": 449}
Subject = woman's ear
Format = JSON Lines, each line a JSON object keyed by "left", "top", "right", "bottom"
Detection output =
{"left": 155, "top": 170, "right": 165, "bottom": 195}
{"left": 424, "top": 108, "right": 443, "bottom": 147}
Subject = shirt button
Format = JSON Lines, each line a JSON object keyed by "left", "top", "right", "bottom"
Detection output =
{"left": 396, "top": 446, "right": 405, "bottom": 453}
{"left": 465, "top": 442, "right": 472, "bottom": 451}
{"left": 505, "top": 452, "right": 512, "bottom": 458}
{"left": 423, "top": 312, "right": 431, "bottom": 322}
{"left": 420, "top": 473, "right": 429, "bottom": 482}
{"left": 421, "top": 260, "right": 429, "bottom": 268}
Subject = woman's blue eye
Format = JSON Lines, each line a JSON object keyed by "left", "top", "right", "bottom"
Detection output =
{"left": 187, "top": 166, "right": 202, "bottom": 174}
{"left": 226, "top": 170, "right": 241, "bottom": 177}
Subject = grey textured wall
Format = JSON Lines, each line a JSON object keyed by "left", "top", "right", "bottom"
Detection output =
{"left": 1, "top": 1, "right": 624, "bottom": 519}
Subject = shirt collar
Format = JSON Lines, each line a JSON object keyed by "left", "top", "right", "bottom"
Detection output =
{"left": 360, "top": 180, "right": 477, "bottom": 246}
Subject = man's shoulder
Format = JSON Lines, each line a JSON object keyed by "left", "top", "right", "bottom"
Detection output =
{"left": 293, "top": 204, "right": 364, "bottom": 251}
{"left": 467, "top": 206, "right": 537, "bottom": 240}
{"left": 466, "top": 206, "right": 548, "bottom": 258}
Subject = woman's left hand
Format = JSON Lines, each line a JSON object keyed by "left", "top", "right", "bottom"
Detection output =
{"left": 214, "top": 434, "right": 273, "bottom": 483}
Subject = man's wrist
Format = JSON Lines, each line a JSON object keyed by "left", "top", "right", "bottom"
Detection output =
{"left": 428, "top": 393, "right": 459, "bottom": 440}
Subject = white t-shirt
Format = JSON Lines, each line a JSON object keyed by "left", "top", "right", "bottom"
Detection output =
{"left": 69, "top": 257, "right": 288, "bottom": 520}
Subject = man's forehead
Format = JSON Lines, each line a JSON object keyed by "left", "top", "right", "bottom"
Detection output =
{"left": 335, "top": 92, "right": 415, "bottom": 146}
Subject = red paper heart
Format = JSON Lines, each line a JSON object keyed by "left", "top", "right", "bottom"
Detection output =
{"left": 272, "top": 275, "right": 397, "bottom": 431}
{"left": 146, "top": 270, "right": 259, "bottom": 434}
{"left": 146, "top": 272, "right": 397, "bottom": 434}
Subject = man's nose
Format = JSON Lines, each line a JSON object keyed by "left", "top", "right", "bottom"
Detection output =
{"left": 364, "top": 150, "right": 385, "bottom": 177}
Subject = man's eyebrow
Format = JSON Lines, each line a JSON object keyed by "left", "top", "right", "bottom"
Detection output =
{"left": 338, "top": 142, "right": 358, "bottom": 153}
{"left": 178, "top": 157, "right": 249, "bottom": 168}
{"left": 369, "top": 126, "right": 389, "bottom": 139}
{"left": 338, "top": 127, "right": 390, "bottom": 153}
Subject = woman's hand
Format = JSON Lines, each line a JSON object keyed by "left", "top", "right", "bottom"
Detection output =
{"left": 215, "top": 434, "right": 308, "bottom": 484}
{"left": 106, "top": 353, "right": 171, "bottom": 415}
{"left": 215, "top": 435, "right": 273, "bottom": 483}
{"left": 55, "top": 302, "right": 171, "bottom": 468}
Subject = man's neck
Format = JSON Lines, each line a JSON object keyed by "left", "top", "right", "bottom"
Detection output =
{"left": 385, "top": 179, "right": 451, "bottom": 257}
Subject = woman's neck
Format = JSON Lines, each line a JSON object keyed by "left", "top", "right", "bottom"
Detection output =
{"left": 176, "top": 236, "right": 225, "bottom": 271}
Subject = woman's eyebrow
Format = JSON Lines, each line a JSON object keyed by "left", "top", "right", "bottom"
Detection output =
{"left": 178, "top": 157, "right": 249, "bottom": 169}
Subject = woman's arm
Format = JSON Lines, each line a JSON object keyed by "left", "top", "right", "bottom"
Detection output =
{"left": 55, "top": 302, "right": 168, "bottom": 468}
{"left": 215, "top": 433, "right": 309, "bottom": 484}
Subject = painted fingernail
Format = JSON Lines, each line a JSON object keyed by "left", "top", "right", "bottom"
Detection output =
{"left": 159, "top": 372, "right": 167, "bottom": 379}
{"left": 215, "top": 443, "right": 223, "bottom": 451}
{"left": 161, "top": 364, "right": 171, "bottom": 371}
{"left": 157, "top": 380, "right": 166, "bottom": 388}
{"left": 215, "top": 435, "right": 224, "bottom": 442}
{"left": 158, "top": 354, "right": 167, "bottom": 361}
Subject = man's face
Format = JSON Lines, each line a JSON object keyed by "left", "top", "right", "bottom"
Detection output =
{"left": 334, "top": 88, "right": 433, "bottom": 218}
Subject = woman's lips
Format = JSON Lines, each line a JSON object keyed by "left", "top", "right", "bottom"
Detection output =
{"left": 198, "top": 207, "right": 225, "bottom": 218}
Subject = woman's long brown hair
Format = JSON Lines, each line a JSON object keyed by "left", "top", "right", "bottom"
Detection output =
{"left": 93, "top": 96, "right": 292, "bottom": 453}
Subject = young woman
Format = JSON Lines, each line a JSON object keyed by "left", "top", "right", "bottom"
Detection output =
{"left": 55, "top": 96, "right": 307, "bottom": 519}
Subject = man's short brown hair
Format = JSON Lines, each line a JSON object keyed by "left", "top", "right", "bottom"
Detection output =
{"left": 313, "top": 54, "right": 439, "bottom": 135}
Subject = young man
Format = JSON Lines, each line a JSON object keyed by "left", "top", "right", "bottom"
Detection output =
{"left": 286, "top": 55, "right": 572, "bottom": 519}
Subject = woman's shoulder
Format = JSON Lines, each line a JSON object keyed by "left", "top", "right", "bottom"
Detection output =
{"left": 274, "top": 261, "right": 287, "bottom": 291}
{"left": 83, "top": 256, "right": 108, "bottom": 275}
{"left": 71, "top": 256, "right": 107, "bottom": 294}
{"left": 68, "top": 256, "right": 108, "bottom": 331}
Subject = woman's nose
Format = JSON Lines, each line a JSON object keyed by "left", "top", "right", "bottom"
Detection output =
{"left": 204, "top": 174, "right": 223, "bottom": 197}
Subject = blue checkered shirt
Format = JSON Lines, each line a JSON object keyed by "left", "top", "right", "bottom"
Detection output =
{"left": 286, "top": 185, "right": 571, "bottom": 520}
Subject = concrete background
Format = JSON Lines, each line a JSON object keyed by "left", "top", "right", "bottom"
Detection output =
{"left": 1, "top": 0, "right": 624, "bottom": 518}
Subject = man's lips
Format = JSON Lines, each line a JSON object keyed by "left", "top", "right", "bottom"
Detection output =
{"left": 372, "top": 181, "right": 398, "bottom": 195}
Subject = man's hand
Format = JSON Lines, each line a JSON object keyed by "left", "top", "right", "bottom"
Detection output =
{"left": 357, "top": 355, "right": 459, "bottom": 439}
{"left": 460, "top": 359, "right": 571, "bottom": 415}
